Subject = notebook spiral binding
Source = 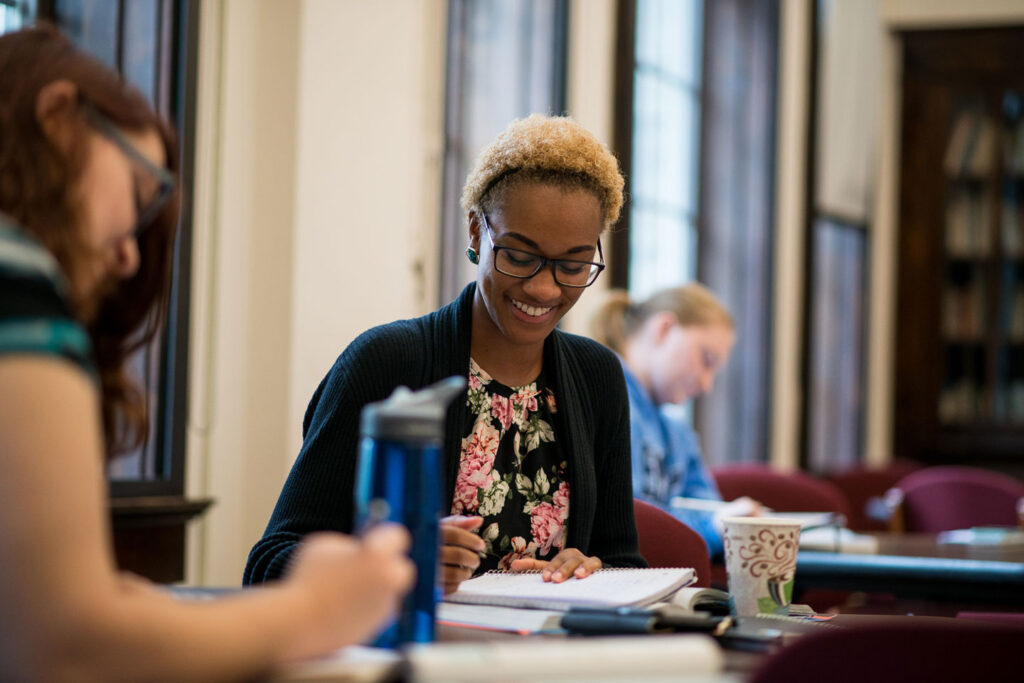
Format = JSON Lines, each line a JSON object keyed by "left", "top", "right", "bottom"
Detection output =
{"left": 482, "top": 567, "right": 690, "bottom": 575}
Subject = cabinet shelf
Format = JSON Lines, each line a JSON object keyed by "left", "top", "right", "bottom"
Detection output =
{"left": 896, "top": 27, "right": 1024, "bottom": 468}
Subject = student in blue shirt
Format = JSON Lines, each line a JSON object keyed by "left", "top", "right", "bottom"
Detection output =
{"left": 592, "top": 284, "right": 759, "bottom": 557}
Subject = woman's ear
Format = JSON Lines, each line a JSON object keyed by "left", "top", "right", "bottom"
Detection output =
{"left": 467, "top": 210, "right": 482, "bottom": 253}
{"left": 648, "top": 311, "right": 679, "bottom": 345}
{"left": 35, "top": 80, "right": 80, "bottom": 153}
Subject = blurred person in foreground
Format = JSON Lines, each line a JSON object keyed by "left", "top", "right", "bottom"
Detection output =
{"left": 0, "top": 25, "right": 412, "bottom": 682}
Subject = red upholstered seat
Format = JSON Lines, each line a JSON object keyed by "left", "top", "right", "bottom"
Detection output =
{"left": 886, "top": 466, "right": 1024, "bottom": 533}
{"left": 710, "top": 464, "right": 852, "bottom": 521}
{"left": 957, "top": 611, "right": 1024, "bottom": 627}
{"left": 632, "top": 498, "right": 710, "bottom": 588}
{"left": 751, "top": 618, "right": 1024, "bottom": 683}
{"left": 825, "top": 460, "right": 922, "bottom": 531}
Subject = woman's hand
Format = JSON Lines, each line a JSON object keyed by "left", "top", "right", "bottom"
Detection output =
{"left": 284, "top": 525, "right": 414, "bottom": 659}
{"left": 712, "top": 496, "right": 767, "bottom": 533}
{"left": 439, "top": 515, "right": 485, "bottom": 595}
{"left": 509, "top": 548, "right": 602, "bottom": 582}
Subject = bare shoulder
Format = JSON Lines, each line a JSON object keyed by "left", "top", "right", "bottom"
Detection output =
{"left": 0, "top": 354, "right": 97, "bottom": 424}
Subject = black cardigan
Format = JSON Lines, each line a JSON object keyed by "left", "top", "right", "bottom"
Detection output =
{"left": 244, "top": 283, "right": 644, "bottom": 583}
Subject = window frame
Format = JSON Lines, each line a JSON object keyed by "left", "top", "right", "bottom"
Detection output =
{"left": 28, "top": 0, "right": 199, "bottom": 498}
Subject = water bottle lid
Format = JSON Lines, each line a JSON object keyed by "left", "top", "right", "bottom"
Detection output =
{"left": 360, "top": 375, "right": 467, "bottom": 441}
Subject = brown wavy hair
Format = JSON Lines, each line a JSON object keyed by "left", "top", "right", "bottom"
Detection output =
{"left": 0, "top": 24, "right": 180, "bottom": 458}
{"left": 591, "top": 284, "right": 735, "bottom": 355}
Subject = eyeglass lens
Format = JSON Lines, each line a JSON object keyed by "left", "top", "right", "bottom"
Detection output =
{"left": 82, "top": 102, "right": 174, "bottom": 236}
{"left": 494, "top": 248, "right": 600, "bottom": 287}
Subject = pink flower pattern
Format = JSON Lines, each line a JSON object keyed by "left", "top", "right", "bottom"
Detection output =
{"left": 553, "top": 481, "right": 570, "bottom": 519}
{"left": 491, "top": 394, "right": 514, "bottom": 431}
{"left": 451, "top": 421, "right": 500, "bottom": 514}
{"left": 530, "top": 502, "right": 565, "bottom": 555}
{"left": 453, "top": 359, "right": 568, "bottom": 572}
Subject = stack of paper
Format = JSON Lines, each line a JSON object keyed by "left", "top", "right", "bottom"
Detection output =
{"left": 407, "top": 634, "right": 723, "bottom": 682}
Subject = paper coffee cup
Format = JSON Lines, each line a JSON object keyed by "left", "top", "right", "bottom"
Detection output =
{"left": 721, "top": 517, "right": 802, "bottom": 618}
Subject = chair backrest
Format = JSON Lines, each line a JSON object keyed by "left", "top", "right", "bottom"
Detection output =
{"left": 751, "top": 618, "right": 1024, "bottom": 683}
{"left": 889, "top": 466, "right": 1024, "bottom": 533}
{"left": 711, "top": 464, "right": 852, "bottom": 520}
{"left": 957, "top": 611, "right": 1024, "bottom": 627}
{"left": 825, "top": 460, "right": 923, "bottom": 531}
{"left": 632, "top": 498, "right": 710, "bottom": 587}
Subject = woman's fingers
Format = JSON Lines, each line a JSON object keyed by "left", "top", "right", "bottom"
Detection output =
{"left": 439, "top": 543, "right": 481, "bottom": 571}
{"left": 440, "top": 562, "right": 475, "bottom": 595}
{"left": 439, "top": 516, "right": 485, "bottom": 554}
{"left": 543, "top": 550, "right": 584, "bottom": 582}
{"left": 437, "top": 516, "right": 485, "bottom": 594}
{"left": 573, "top": 554, "right": 603, "bottom": 578}
{"left": 508, "top": 549, "right": 602, "bottom": 582}
{"left": 509, "top": 558, "right": 547, "bottom": 573}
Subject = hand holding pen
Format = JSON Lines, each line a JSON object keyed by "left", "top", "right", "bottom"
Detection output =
{"left": 439, "top": 515, "right": 485, "bottom": 594}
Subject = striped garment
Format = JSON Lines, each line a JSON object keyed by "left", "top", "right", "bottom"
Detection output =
{"left": 0, "top": 215, "right": 93, "bottom": 375}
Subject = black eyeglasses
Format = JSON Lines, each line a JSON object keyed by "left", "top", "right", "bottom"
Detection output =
{"left": 481, "top": 212, "right": 605, "bottom": 288}
{"left": 82, "top": 101, "right": 175, "bottom": 237}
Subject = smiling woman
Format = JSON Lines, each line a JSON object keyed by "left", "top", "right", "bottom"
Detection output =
{"left": 247, "top": 115, "right": 646, "bottom": 595}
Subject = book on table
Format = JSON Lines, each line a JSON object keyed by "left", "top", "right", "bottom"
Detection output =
{"left": 443, "top": 567, "right": 697, "bottom": 611}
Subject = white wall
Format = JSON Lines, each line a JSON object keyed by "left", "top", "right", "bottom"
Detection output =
{"left": 285, "top": 0, "right": 446, "bottom": 459}
{"left": 561, "top": 0, "right": 618, "bottom": 336}
{"left": 186, "top": 0, "right": 303, "bottom": 586}
{"left": 187, "top": 0, "right": 446, "bottom": 586}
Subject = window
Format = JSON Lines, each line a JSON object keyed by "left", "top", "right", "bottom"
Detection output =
{"left": 806, "top": 218, "right": 866, "bottom": 471}
{"left": 614, "top": 0, "right": 779, "bottom": 464}
{"left": 627, "top": 0, "right": 704, "bottom": 298}
{"left": 439, "top": 0, "right": 568, "bottom": 305}
{"left": 0, "top": 0, "right": 33, "bottom": 31}
{"left": 803, "top": 0, "right": 872, "bottom": 471}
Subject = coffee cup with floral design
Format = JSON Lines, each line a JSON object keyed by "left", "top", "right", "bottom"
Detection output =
{"left": 722, "top": 517, "right": 802, "bottom": 618}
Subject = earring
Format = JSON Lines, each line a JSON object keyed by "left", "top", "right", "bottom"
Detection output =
{"left": 466, "top": 246, "right": 479, "bottom": 264}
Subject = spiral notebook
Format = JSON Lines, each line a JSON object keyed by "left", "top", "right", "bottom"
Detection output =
{"left": 444, "top": 567, "right": 697, "bottom": 611}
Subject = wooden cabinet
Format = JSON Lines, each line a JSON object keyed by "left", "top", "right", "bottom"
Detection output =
{"left": 896, "top": 28, "right": 1024, "bottom": 469}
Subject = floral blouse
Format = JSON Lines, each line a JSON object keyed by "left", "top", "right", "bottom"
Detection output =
{"left": 451, "top": 358, "right": 569, "bottom": 573}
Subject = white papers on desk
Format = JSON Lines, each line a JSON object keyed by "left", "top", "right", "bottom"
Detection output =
{"left": 274, "top": 645, "right": 401, "bottom": 682}
{"left": 407, "top": 634, "right": 724, "bottom": 682}
{"left": 798, "top": 526, "right": 879, "bottom": 554}
{"left": 937, "top": 527, "right": 1024, "bottom": 548}
{"left": 444, "top": 567, "right": 696, "bottom": 610}
{"left": 669, "top": 498, "right": 844, "bottom": 530}
{"left": 436, "top": 602, "right": 563, "bottom": 634}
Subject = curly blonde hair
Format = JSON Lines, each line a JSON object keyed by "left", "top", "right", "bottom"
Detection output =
{"left": 460, "top": 114, "right": 624, "bottom": 229}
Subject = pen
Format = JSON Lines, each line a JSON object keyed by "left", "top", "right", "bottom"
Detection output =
{"left": 359, "top": 498, "right": 391, "bottom": 536}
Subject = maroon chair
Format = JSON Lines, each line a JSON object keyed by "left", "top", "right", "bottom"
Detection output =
{"left": 957, "top": 611, "right": 1024, "bottom": 627}
{"left": 710, "top": 464, "right": 852, "bottom": 521}
{"left": 885, "top": 466, "right": 1024, "bottom": 533}
{"left": 825, "top": 460, "right": 923, "bottom": 531}
{"left": 751, "top": 618, "right": 1024, "bottom": 683}
{"left": 632, "top": 498, "right": 710, "bottom": 588}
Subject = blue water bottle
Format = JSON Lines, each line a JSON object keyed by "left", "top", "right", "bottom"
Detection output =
{"left": 356, "top": 376, "right": 466, "bottom": 647}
